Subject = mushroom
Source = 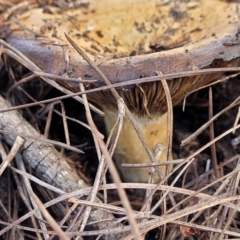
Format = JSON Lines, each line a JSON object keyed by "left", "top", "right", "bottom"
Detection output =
{"left": 2, "top": 0, "right": 240, "bottom": 182}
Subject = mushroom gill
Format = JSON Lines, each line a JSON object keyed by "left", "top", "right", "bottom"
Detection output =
{"left": 3, "top": 0, "right": 240, "bottom": 182}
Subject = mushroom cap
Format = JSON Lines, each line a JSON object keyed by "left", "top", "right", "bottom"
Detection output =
{"left": 2, "top": 0, "right": 240, "bottom": 115}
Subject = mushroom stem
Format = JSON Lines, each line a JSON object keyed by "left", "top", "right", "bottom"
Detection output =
{"left": 104, "top": 106, "right": 169, "bottom": 183}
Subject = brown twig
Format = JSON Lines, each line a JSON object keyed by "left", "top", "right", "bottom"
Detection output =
{"left": 0, "top": 135, "right": 25, "bottom": 176}
{"left": 15, "top": 153, "right": 49, "bottom": 240}
{"left": 121, "top": 159, "right": 184, "bottom": 167}
{"left": 0, "top": 129, "right": 83, "bottom": 153}
{"left": 77, "top": 82, "right": 103, "bottom": 233}
{"left": 208, "top": 87, "right": 219, "bottom": 178}
{"left": 32, "top": 193, "right": 70, "bottom": 240}
{"left": 181, "top": 96, "right": 240, "bottom": 146}
{"left": 156, "top": 71, "right": 173, "bottom": 173}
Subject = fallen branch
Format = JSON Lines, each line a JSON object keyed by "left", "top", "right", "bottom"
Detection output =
{"left": 0, "top": 95, "right": 127, "bottom": 239}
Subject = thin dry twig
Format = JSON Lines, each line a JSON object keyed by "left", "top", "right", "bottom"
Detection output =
{"left": 32, "top": 193, "right": 70, "bottom": 240}
{"left": 232, "top": 105, "right": 240, "bottom": 134}
{"left": 185, "top": 72, "right": 240, "bottom": 99}
{"left": 44, "top": 101, "right": 70, "bottom": 145}
{"left": 11, "top": 163, "right": 43, "bottom": 240}
{"left": 77, "top": 82, "right": 103, "bottom": 233}
{"left": 15, "top": 153, "right": 49, "bottom": 240}
{"left": 0, "top": 135, "right": 25, "bottom": 176}
{"left": 6, "top": 74, "right": 36, "bottom": 99}
{"left": 181, "top": 96, "right": 240, "bottom": 146}
{"left": 157, "top": 74, "right": 174, "bottom": 239}
{"left": 208, "top": 87, "right": 219, "bottom": 178}
{"left": 219, "top": 191, "right": 240, "bottom": 239}
{"left": 0, "top": 1, "right": 30, "bottom": 21}
{"left": 0, "top": 128, "right": 83, "bottom": 153}
{"left": 65, "top": 33, "right": 142, "bottom": 239}
{"left": 156, "top": 71, "right": 173, "bottom": 169}
{"left": 121, "top": 159, "right": 184, "bottom": 167}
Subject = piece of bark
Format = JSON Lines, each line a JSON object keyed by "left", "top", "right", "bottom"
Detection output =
{"left": 0, "top": 95, "right": 127, "bottom": 239}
